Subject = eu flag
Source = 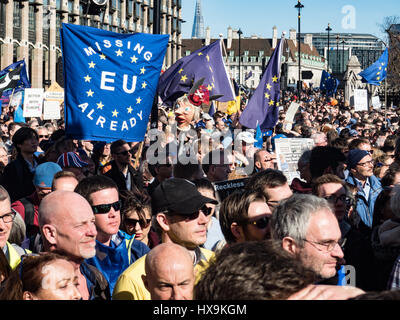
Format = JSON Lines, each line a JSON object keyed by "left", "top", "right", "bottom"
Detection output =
{"left": 239, "top": 38, "right": 285, "bottom": 130}
{"left": 158, "top": 40, "right": 235, "bottom": 106}
{"left": 60, "top": 23, "right": 169, "bottom": 142}
{"left": 254, "top": 123, "right": 263, "bottom": 149}
{"left": 359, "top": 48, "right": 388, "bottom": 86}
{"left": 320, "top": 70, "right": 339, "bottom": 96}
{"left": 0, "top": 60, "right": 30, "bottom": 98}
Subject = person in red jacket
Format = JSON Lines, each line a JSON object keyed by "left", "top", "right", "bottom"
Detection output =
{"left": 12, "top": 162, "right": 62, "bottom": 246}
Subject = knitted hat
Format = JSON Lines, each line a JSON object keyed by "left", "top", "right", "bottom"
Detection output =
{"left": 347, "top": 149, "right": 370, "bottom": 169}
{"left": 57, "top": 152, "right": 88, "bottom": 168}
{"left": 33, "top": 162, "right": 62, "bottom": 189}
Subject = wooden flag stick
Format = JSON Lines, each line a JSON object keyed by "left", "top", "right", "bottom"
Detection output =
{"left": 133, "top": 141, "right": 144, "bottom": 170}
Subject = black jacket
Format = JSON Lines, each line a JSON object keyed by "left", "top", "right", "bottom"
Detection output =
{"left": 0, "top": 154, "right": 37, "bottom": 203}
{"left": 103, "top": 160, "right": 143, "bottom": 192}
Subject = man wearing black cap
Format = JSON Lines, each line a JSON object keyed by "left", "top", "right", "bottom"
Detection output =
{"left": 345, "top": 149, "right": 382, "bottom": 232}
{"left": 113, "top": 178, "right": 218, "bottom": 300}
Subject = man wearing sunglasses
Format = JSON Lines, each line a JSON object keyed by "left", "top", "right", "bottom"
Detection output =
{"left": 102, "top": 139, "right": 143, "bottom": 193}
{"left": 113, "top": 178, "right": 218, "bottom": 300}
{"left": 219, "top": 190, "right": 272, "bottom": 245}
{"left": 75, "top": 175, "right": 149, "bottom": 296}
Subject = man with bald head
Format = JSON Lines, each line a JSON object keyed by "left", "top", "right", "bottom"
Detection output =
{"left": 39, "top": 190, "right": 111, "bottom": 300}
{"left": 142, "top": 243, "right": 195, "bottom": 300}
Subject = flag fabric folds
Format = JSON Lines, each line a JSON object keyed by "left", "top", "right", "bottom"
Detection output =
{"left": 0, "top": 60, "right": 30, "bottom": 98}
{"left": 254, "top": 123, "right": 263, "bottom": 149}
{"left": 239, "top": 38, "right": 285, "bottom": 130}
{"left": 319, "top": 70, "right": 339, "bottom": 96}
{"left": 60, "top": 23, "right": 169, "bottom": 142}
{"left": 157, "top": 40, "right": 235, "bottom": 106}
{"left": 359, "top": 48, "right": 388, "bottom": 86}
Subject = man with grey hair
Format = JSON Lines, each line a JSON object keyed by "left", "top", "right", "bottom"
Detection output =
{"left": 311, "top": 132, "right": 328, "bottom": 147}
{"left": 271, "top": 193, "right": 345, "bottom": 283}
{"left": 142, "top": 243, "right": 195, "bottom": 300}
{"left": 39, "top": 190, "right": 110, "bottom": 300}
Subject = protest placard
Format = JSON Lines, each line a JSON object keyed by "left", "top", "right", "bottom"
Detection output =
{"left": 213, "top": 178, "right": 249, "bottom": 202}
{"left": 23, "top": 88, "right": 44, "bottom": 117}
{"left": 275, "top": 138, "right": 314, "bottom": 184}
{"left": 284, "top": 102, "right": 300, "bottom": 131}
{"left": 353, "top": 89, "right": 368, "bottom": 112}
{"left": 43, "top": 100, "right": 61, "bottom": 120}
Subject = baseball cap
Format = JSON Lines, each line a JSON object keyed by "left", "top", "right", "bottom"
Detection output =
{"left": 347, "top": 149, "right": 370, "bottom": 169}
{"left": 151, "top": 178, "right": 218, "bottom": 216}
{"left": 57, "top": 152, "right": 88, "bottom": 168}
{"left": 236, "top": 131, "right": 257, "bottom": 144}
{"left": 33, "top": 162, "right": 62, "bottom": 189}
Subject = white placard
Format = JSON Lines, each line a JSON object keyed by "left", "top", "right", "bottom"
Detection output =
{"left": 353, "top": 89, "right": 368, "bottom": 112}
{"left": 275, "top": 138, "right": 315, "bottom": 184}
{"left": 372, "top": 96, "right": 382, "bottom": 109}
{"left": 284, "top": 102, "right": 300, "bottom": 131}
{"left": 23, "top": 88, "right": 44, "bottom": 117}
{"left": 43, "top": 100, "right": 61, "bottom": 120}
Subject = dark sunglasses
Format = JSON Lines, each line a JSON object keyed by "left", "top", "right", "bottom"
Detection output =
{"left": 172, "top": 205, "right": 213, "bottom": 220}
{"left": 115, "top": 150, "right": 131, "bottom": 156}
{"left": 244, "top": 216, "right": 270, "bottom": 229}
{"left": 91, "top": 200, "right": 122, "bottom": 214}
{"left": 124, "top": 218, "right": 151, "bottom": 228}
{"left": 39, "top": 135, "right": 49, "bottom": 138}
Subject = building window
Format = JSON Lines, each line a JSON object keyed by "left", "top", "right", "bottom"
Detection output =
{"left": 185, "top": 50, "right": 191, "bottom": 56}
{"left": 13, "top": 2, "right": 21, "bottom": 28}
{"left": 29, "top": 5, "right": 35, "bottom": 31}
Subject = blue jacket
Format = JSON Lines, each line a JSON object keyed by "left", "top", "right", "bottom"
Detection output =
{"left": 345, "top": 173, "right": 382, "bottom": 228}
{"left": 85, "top": 230, "right": 150, "bottom": 296}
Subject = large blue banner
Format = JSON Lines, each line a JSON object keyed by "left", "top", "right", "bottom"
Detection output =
{"left": 60, "top": 23, "right": 169, "bottom": 142}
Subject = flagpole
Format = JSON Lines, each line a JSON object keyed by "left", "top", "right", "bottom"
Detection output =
{"left": 385, "top": 77, "right": 388, "bottom": 126}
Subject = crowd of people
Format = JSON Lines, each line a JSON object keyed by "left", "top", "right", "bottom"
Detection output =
{"left": 1, "top": 84, "right": 400, "bottom": 301}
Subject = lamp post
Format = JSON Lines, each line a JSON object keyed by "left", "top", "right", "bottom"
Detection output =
{"left": 295, "top": 0, "right": 304, "bottom": 99}
{"left": 341, "top": 39, "right": 346, "bottom": 73}
{"left": 336, "top": 35, "right": 339, "bottom": 74}
{"left": 238, "top": 28, "right": 243, "bottom": 86}
{"left": 325, "top": 23, "right": 332, "bottom": 72}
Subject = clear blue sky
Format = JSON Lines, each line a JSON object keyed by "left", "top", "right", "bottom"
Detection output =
{"left": 181, "top": 0, "right": 399, "bottom": 41}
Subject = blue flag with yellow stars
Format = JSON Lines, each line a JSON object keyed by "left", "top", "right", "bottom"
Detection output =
{"left": 320, "top": 70, "right": 339, "bottom": 96}
{"left": 359, "top": 48, "right": 388, "bottom": 86}
{"left": 157, "top": 39, "right": 235, "bottom": 106}
{"left": 60, "top": 23, "right": 169, "bottom": 142}
{"left": 0, "top": 60, "right": 30, "bottom": 98}
{"left": 239, "top": 37, "right": 285, "bottom": 130}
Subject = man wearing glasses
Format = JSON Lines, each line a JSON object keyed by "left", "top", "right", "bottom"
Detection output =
{"left": 113, "top": 178, "right": 218, "bottom": 300}
{"left": 218, "top": 190, "right": 272, "bottom": 245}
{"left": 312, "top": 174, "right": 376, "bottom": 290}
{"left": 75, "top": 175, "right": 150, "bottom": 296}
{"left": 102, "top": 139, "right": 143, "bottom": 193}
{"left": 345, "top": 149, "right": 382, "bottom": 231}
{"left": 271, "top": 194, "right": 345, "bottom": 283}
{"left": 0, "top": 186, "right": 29, "bottom": 269}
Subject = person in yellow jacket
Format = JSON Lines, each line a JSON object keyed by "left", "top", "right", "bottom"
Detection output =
{"left": 0, "top": 186, "right": 30, "bottom": 270}
{"left": 113, "top": 178, "right": 218, "bottom": 300}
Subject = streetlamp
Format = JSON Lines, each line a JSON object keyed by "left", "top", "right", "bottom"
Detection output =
{"left": 325, "top": 23, "right": 332, "bottom": 72}
{"left": 238, "top": 28, "right": 243, "bottom": 86}
{"left": 341, "top": 39, "right": 346, "bottom": 73}
{"left": 295, "top": 0, "right": 304, "bottom": 99}
{"left": 336, "top": 35, "right": 339, "bottom": 74}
